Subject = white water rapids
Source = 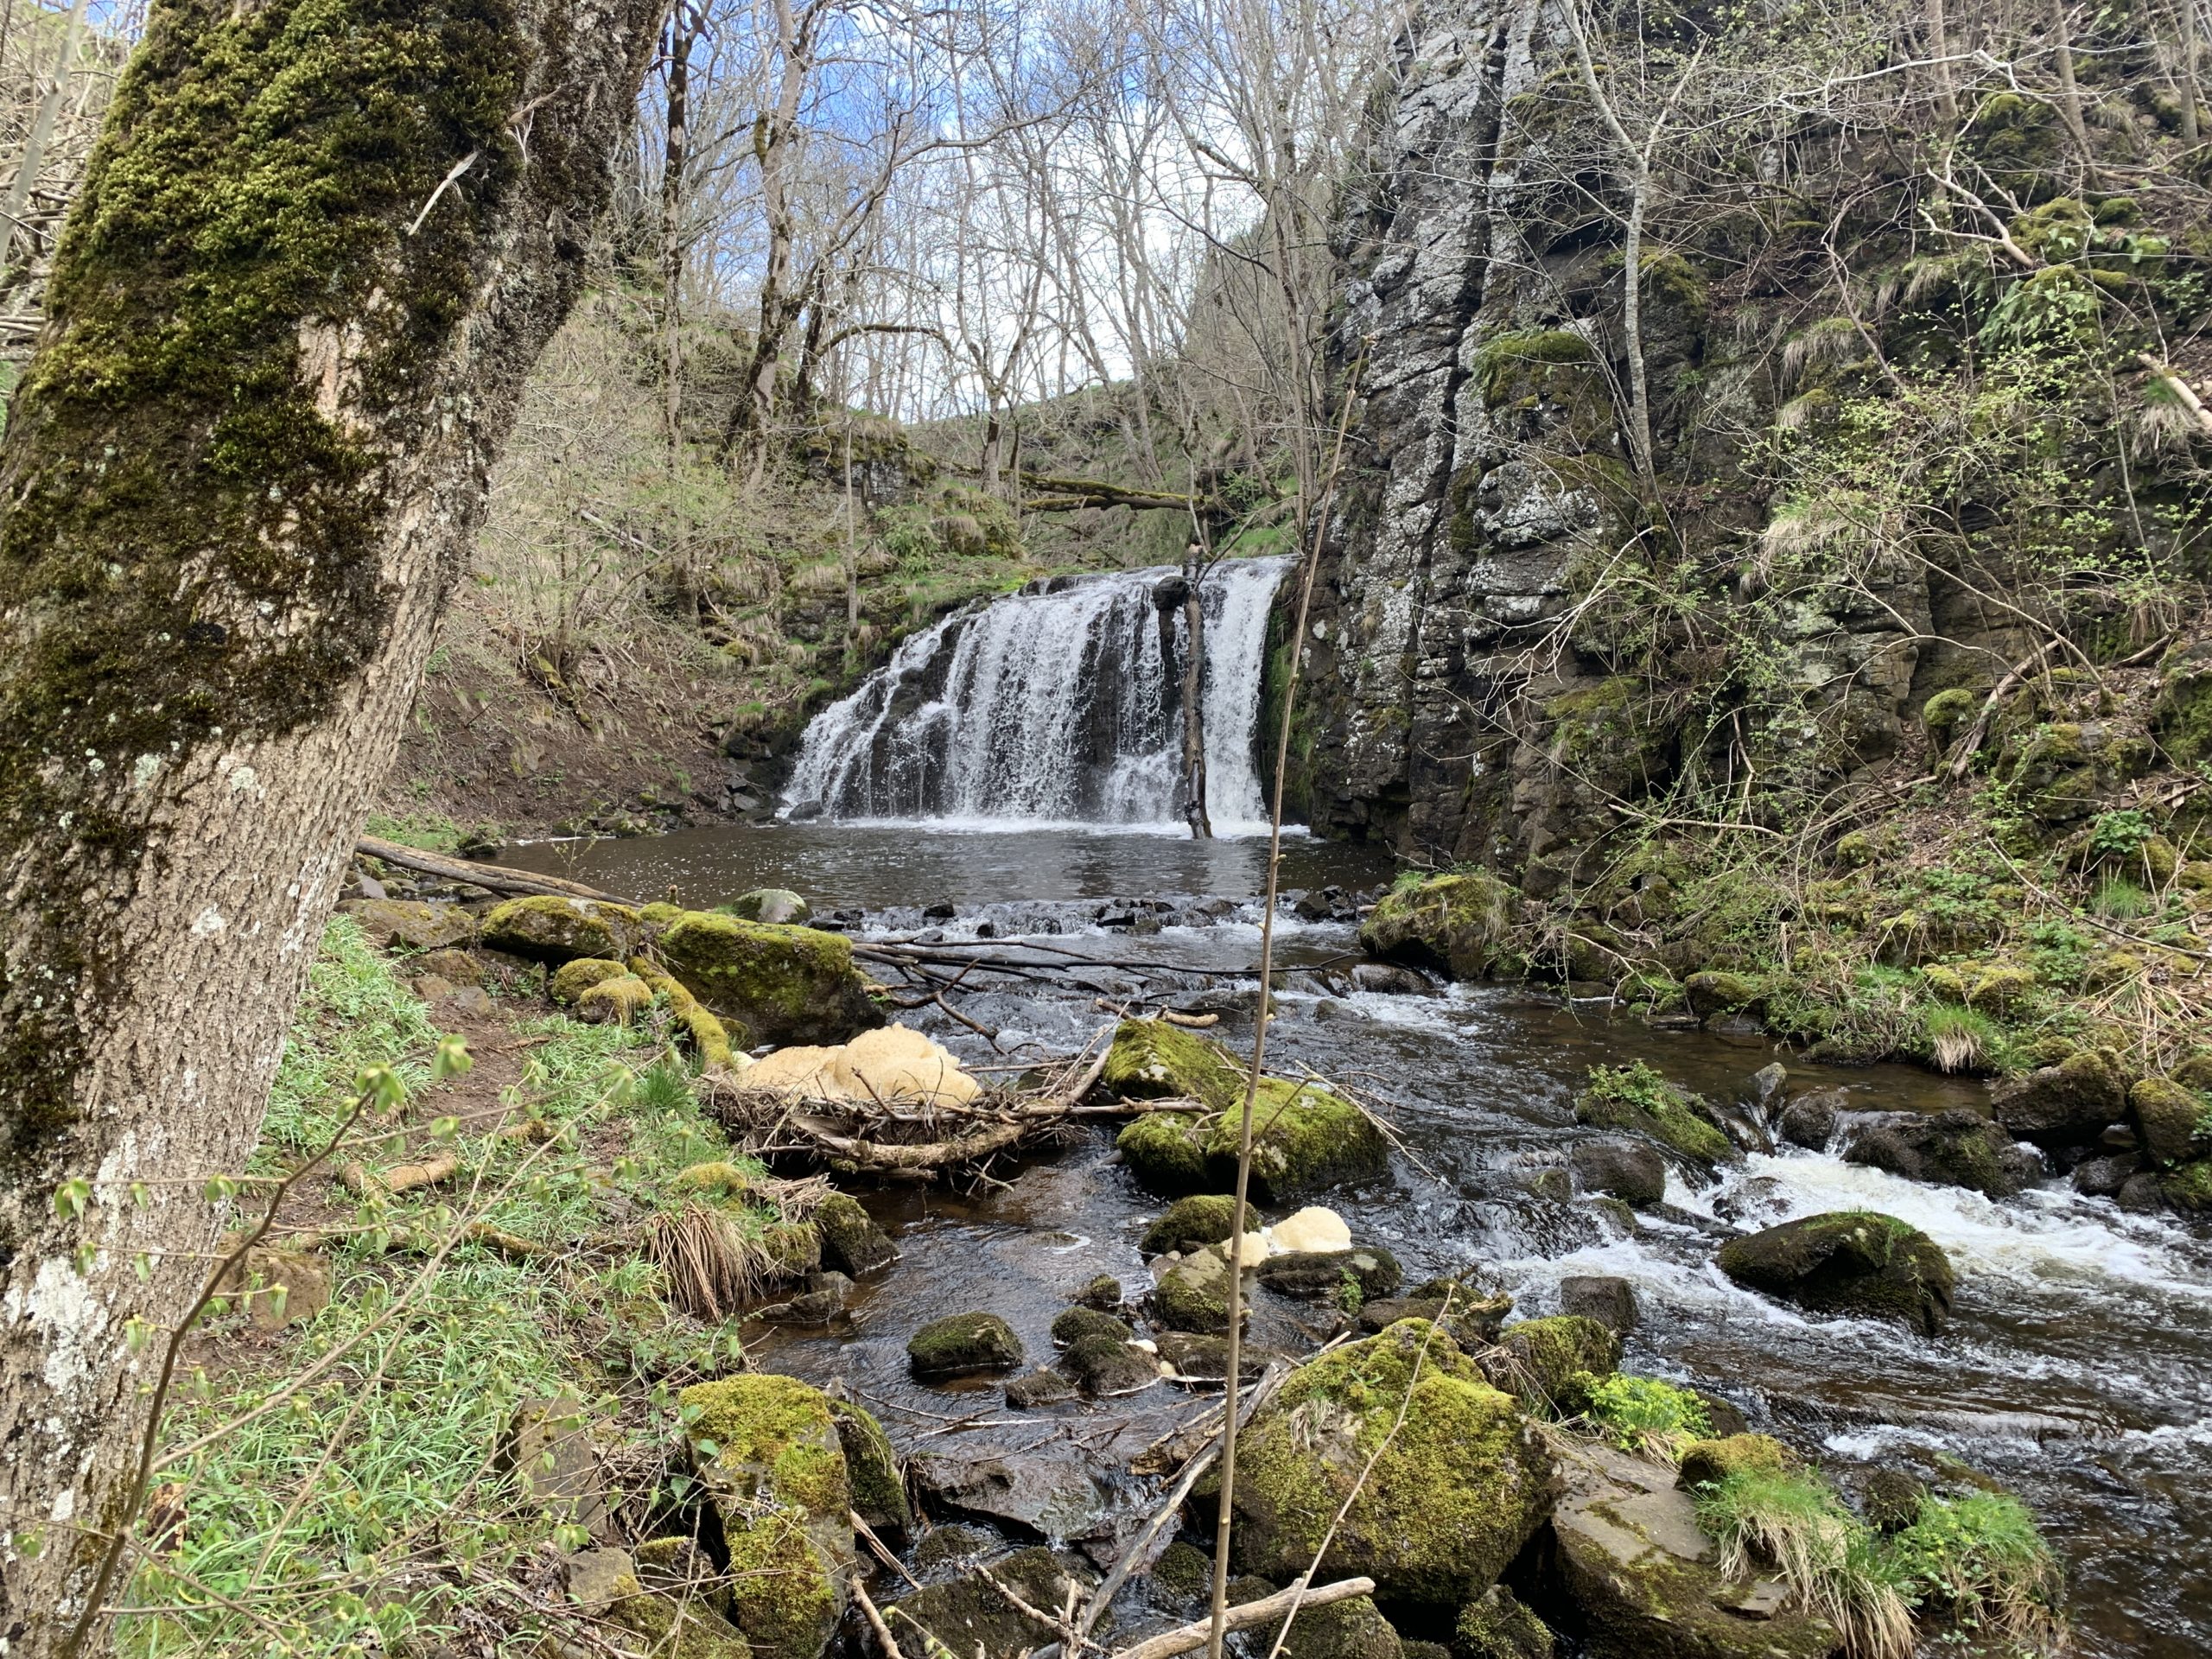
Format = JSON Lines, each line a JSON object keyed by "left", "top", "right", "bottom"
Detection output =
{"left": 781, "top": 556, "right": 1289, "bottom": 834}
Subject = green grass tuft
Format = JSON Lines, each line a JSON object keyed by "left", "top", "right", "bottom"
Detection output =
{"left": 263, "top": 917, "right": 440, "bottom": 1156}
{"left": 1696, "top": 1468, "right": 1916, "bottom": 1659}
{"left": 1580, "top": 1371, "right": 1711, "bottom": 1460}
{"left": 1887, "top": 1491, "right": 2067, "bottom": 1652}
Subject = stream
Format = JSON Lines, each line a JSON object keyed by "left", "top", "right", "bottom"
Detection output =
{"left": 501, "top": 820, "right": 2212, "bottom": 1656}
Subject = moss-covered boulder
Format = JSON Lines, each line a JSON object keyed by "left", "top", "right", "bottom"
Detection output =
{"left": 550, "top": 956, "right": 628, "bottom": 1004}
{"left": 2164, "top": 1159, "right": 2212, "bottom": 1212}
{"left": 577, "top": 972, "right": 653, "bottom": 1027}
{"left": 1454, "top": 1584, "right": 1554, "bottom": 1659}
{"left": 658, "top": 910, "right": 881, "bottom": 1046}
{"left": 2131, "top": 1077, "right": 2205, "bottom": 1166}
{"left": 815, "top": 1192, "right": 895, "bottom": 1276}
{"left": 1104, "top": 1016, "right": 1248, "bottom": 1102}
{"left": 1717, "top": 1211, "right": 1955, "bottom": 1335}
{"left": 1255, "top": 1247, "right": 1402, "bottom": 1304}
{"left": 1050, "top": 1306, "right": 1134, "bottom": 1346}
{"left": 1683, "top": 969, "right": 1763, "bottom": 1018}
{"left": 341, "top": 897, "right": 479, "bottom": 952}
{"left": 1224, "top": 1321, "right": 1557, "bottom": 1608}
{"left": 1992, "top": 1046, "right": 2129, "bottom": 1150}
{"left": 827, "top": 1397, "right": 910, "bottom": 1535}
{"left": 1070, "top": 1273, "right": 1122, "bottom": 1310}
{"left": 1480, "top": 1315, "right": 1621, "bottom": 1412}
{"left": 1061, "top": 1332, "right": 1159, "bottom": 1396}
{"left": 1117, "top": 1111, "right": 1217, "bottom": 1194}
{"left": 678, "top": 1373, "right": 854, "bottom": 1659}
{"left": 480, "top": 895, "right": 644, "bottom": 963}
{"left": 1573, "top": 1062, "right": 1737, "bottom": 1164}
{"left": 907, "top": 1311, "right": 1023, "bottom": 1376}
{"left": 1141, "top": 1192, "right": 1243, "bottom": 1255}
{"left": 1358, "top": 873, "right": 1519, "bottom": 982}
{"left": 885, "top": 1546, "right": 1090, "bottom": 1659}
{"left": 1153, "top": 1245, "right": 1245, "bottom": 1334}
{"left": 2000, "top": 719, "right": 2155, "bottom": 824}
{"left": 1112, "top": 1072, "right": 1389, "bottom": 1203}
{"left": 1675, "top": 1433, "right": 1790, "bottom": 1491}
{"left": 2150, "top": 640, "right": 2212, "bottom": 767}
{"left": 1839, "top": 1107, "right": 2041, "bottom": 1198}
{"left": 1245, "top": 1584, "right": 1404, "bottom": 1659}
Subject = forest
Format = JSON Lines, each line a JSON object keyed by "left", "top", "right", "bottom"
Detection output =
{"left": 0, "top": 0, "right": 2209, "bottom": 1655}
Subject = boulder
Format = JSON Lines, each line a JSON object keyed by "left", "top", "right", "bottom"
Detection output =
{"left": 1243, "top": 1584, "right": 1404, "bottom": 1659}
{"left": 1838, "top": 1108, "right": 2041, "bottom": 1198}
{"left": 726, "top": 887, "right": 811, "bottom": 925}
{"left": 1558, "top": 1275, "right": 1637, "bottom": 1334}
{"left": 1742, "top": 1063, "right": 1789, "bottom": 1116}
{"left": 1153, "top": 1246, "right": 1245, "bottom": 1334}
{"left": 634, "top": 1534, "right": 734, "bottom": 1620}
{"left": 678, "top": 1374, "right": 855, "bottom": 1659}
{"left": 409, "top": 945, "right": 486, "bottom": 986}
{"left": 1453, "top": 1584, "right": 1554, "bottom": 1659}
{"left": 1716, "top": 1211, "right": 1955, "bottom": 1334}
{"left": 815, "top": 1192, "right": 896, "bottom": 1276}
{"left": 1573, "top": 1065, "right": 1737, "bottom": 1164}
{"left": 656, "top": 910, "right": 881, "bottom": 1046}
{"left": 1070, "top": 1273, "right": 1123, "bottom": 1310}
{"left": 1061, "top": 1332, "right": 1158, "bottom": 1395}
{"left": 1108, "top": 1020, "right": 1389, "bottom": 1199}
{"left": 1480, "top": 1315, "right": 1621, "bottom": 1410}
{"left": 1357, "top": 1290, "right": 1512, "bottom": 1349}
{"left": 1141, "top": 1194, "right": 1243, "bottom": 1256}
{"left": 1570, "top": 1140, "right": 1667, "bottom": 1206}
{"left": 1675, "top": 1433, "right": 1790, "bottom": 1491}
{"left": 1357, "top": 872, "right": 1519, "bottom": 981}
{"left": 911, "top": 1452, "right": 1109, "bottom": 1541}
{"left": 495, "top": 1392, "right": 608, "bottom": 1536}
{"left": 908, "top": 1312, "right": 1024, "bottom": 1376}
{"left": 480, "top": 896, "right": 643, "bottom": 964}
{"left": 1155, "top": 1332, "right": 1273, "bottom": 1383}
{"left": 1005, "top": 1369, "right": 1078, "bottom": 1408}
{"left": 1051, "top": 1306, "right": 1135, "bottom": 1346}
{"left": 576, "top": 973, "right": 653, "bottom": 1027}
{"left": 1224, "top": 1321, "right": 1557, "bottom": 1608}
{"left": 885, "top": 1546, "right": 1090, "bottom": 1659}
{"left": 2130, "top": 1077, "right": 2205, "bottom": 1166}
{"left": 1351, "top": 962, "right": 1435, "bottom": 995}
{"left": 1684, "top": 970, "right": 1763, "bottom": 1018}
{"left": 340, "top": 897, "right": 480, "bottom": 952}
{"left": 827, "top": 1397, "right": 910, "bottom": 1535}
{"left": 2070, "top": 1152, "right": 2137, "bottom": 1198}
{"left": 550, "top": 957, "right": 629, "bottom": 1004}
{"left": 1991, "top": 1047, "right": 2129, "bottom": 1152}
{"left": 1552, "top": 1443, "right": 1837, "bottom": 1659}
{"left": 1776, "top": 1086, "right": 1847, "bottom": 1149}
{"left": 1255, "top": 1247, "right": 1403, "bottom": 1303}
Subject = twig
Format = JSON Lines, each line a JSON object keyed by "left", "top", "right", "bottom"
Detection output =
{"left": 1110, "top": 1579, "right": 1376, "bottom": 1659}
{"left": 855, "top": 1577, "right": 909, "bottom": 1659}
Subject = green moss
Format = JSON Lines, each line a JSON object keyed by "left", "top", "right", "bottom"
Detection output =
{"left": 1453, "top": 1584, "right": 1554, "bottom": 1659}
{"left": 1102, "top": 1017, "right": 1248, "bottom": 1106}
{"left": 1580, "top": 1372, "right": 1711, "bottom": 1457}
{"left": 1140, "top": 1193, "right": 1243, "bottom": 1255}
{"left": 1051, "top": 1306, "right": 1135, "bottom": 1345}
{"left": 1676, "top": 1433, "right": 1791, "bottom": 1490}
{"left": 2164, "top": 1158, "right": 2212, "bottom": 1211}
{"left": 827, "top": 1398, "right": 910, "bottom": 1534}
{"left": 681, "top": 1373, "right": 849, "bottom": 1519}
{"left": 1359, "top": 873, "right": 1519, "bottom": 982}
{"left": 629, "top": 957, "right": 741, "bottom": 1069}
{"left": 906, "top": 1311, "right": 1023, "bottom": 1375}
{"left": 480, "top": 895, "right": 643, "bottom": 963}
{"left": 1211, "top": 1076, "right": 1389, "bottom": 1202}
{"left": 1116, "top": 1111, "right": 1215, "bottom": 1194}
{"left": 721, "top": 1512, "right": 843, "bottom": 1659}
{"left": 1152, "top": 1246, "right": 1242, "bottom": 1334}
{"left": 1575, "top": 1061, "right": 1736, "bottom": 1162}
{"left": 1490, "top": 1315, "right": 1621, "bottom": 1412}
{"left": 550, "top": 957, "right": 627, "bottom": 1004}
{"left": 656, "top": 910, "right": 880, "bottom": 1046}
{"left": 576, "top": 972, "right": 652, "bottom": 1026}
{"left": 1474, "top": 327, "right": 1596, "bottom": 406}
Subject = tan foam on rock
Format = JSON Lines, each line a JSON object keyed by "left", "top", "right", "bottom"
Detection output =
{"left": 1267, "top": 1205, "right": 1351, "bottom": 1255}
{"left": 743, "top": 1045, "right": 849, "bottom": 1096}
{"left": 744, "top": 1025, "right": 982, "bottom": 1107}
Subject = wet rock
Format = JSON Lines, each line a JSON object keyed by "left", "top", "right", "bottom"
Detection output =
{"left": 1153, "top": 1246, "right": 1245, "bottom": 1334}
{"left": 1573, "top": 1066, "right": 1737, "bottom": 1165}
{"left": 908, "top": 1312, "right": 1024, "bottom": 1376}
{"left": 1991, "top": 1046, "right": 2129, "bottom": 1153}
{"left": 1004, "top": 1369, "right": 1078, "bottom": 1408}
{"left": 341, "top": 897, "right": 480, "bottom": 951}
{"left": 1684, "top": 970, "right": 1764, "bottom": 1018}
{"left": 1558, "top": 1275, "right": 1637, "bottom": 1334}
{"left": 816, "top": 1192, "right": 896, "bottom": 1276}
{"left": 1454, "top": 1584, "right": 1554, "bottom": 1658}
{"left": 1051, "top": 1306, "right": 1135, "bottom": 1346}
{"left": 1357, "top": 872, "right": 1519, "bottom": 981}
{"left": 828, "top": 1397, "right": 911, "bottom": 1535}
{"left": 1675, "top": 1433, "right": 1790, "bottom": 1491}
{"left": 1569, "top": 1140, "right": 1666, "bottom": 1207}
{"left": 1717, "top": 1211, "right": 1955, "bottom": 1335}
{"left": 1839, "top": 1108, "right": 2041, "bottom": 1198}
{"left": 1855, "top": 1467, "right": 1930, "bottom": 1533}
{"left": 726, "top": 887, "right": 811, "bottom": 925}
{"left": 1154, "top": 1538, "right": 1213, "bottom": 1609}
{"left": 912, "top": 1452, "right": 1109, "bottom": 1541}
{"left": 2071, "top": 1152, "right": 2137, "bottom": 1198}
{"left": 1351, "top": 962, "right": 1434, "bottom": 995}
{"left": 1357, "top": 1287, "right": 1513, "bottom": 1349}
{"left": 885, "top": 1546, "right": 1092, "bottom": 1659}
{"left": 2131, "top": 1077, "right": 2204, "bottom": 1166}
{"left": 1061, "top": 1332, "right": 1159, "bottom": 1396}
{"left": 2118, "top": 1173, "right": 2171, "bottom": 1212}
{"left": 1552, "top": 1443, "right": 1837, "bottom": 1659}
{"left": 679, "top": 1373, "right": 855, "bottom": 1659}
{"left": 480, "top": 896, "right": 643, "bottom": 964}
{"left": 1255, "top": 1247, "right": 1402, "bottom": 1302}
{"left": 656, "top": 909, "right": 882, "bottom": 1046}
{"left": 1223, "top": 1320, "right": 1557, "bottom": 1607}
{"left": 1742, "top": 1062, "right": 1789, "bottom": 1116}
{"left": 1776, "top": 1086, "right": 1848, "bottom": 1149}
{"left": 495, "top": 1392, "right": 608, "bottom": 1536}
{"left": 1155, "top": 1332, "right": 1274, "bottom": 1382}
{"left": 1141, "top": 1193, "right": 1243, "bottom": 1256}
{"left": 1246, "top": 1586, "right": 1403, "bottom": 1659}
{"left": 1480, "top": 1315, "right": 1621, "bottom": 1411}
{"left": 1070, "top": 1273, "right": 1123, "bottom": 1310}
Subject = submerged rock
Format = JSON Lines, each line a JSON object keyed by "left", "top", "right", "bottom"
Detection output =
{"left": 908, "top": 1311, "right": 1024, "bottom": 1376}
{"left": 815, "top": 1192, "right": 896, "bottom": 1276}
{"left": 1223, "top": 1320, "right": 1556, "bottom": 1607}
{"left": 1717, "top": 1211, "right": 1955, "bottom": 1334}
{"left": 656, "top": 909, "right": 881, "bottom": 1046}
{"left": 912, "top": 1452, "right": 1109, "bottom": 1541}
{"left": 1004, "top": 1368, "right": 1078, "bottom": 1408}
{"left": 481, "top": 895, "right": 643, "bottom": 963}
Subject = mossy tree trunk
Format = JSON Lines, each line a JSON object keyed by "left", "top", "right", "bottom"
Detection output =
{"left": 0, "top": 0, "right": 664, "bottom": 1648}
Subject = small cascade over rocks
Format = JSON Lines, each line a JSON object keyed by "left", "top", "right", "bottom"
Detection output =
{"left": 782, "top": 556, "right": 1289, "bottom": 831}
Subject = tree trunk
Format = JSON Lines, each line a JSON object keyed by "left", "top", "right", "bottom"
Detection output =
{"left": 0, "top": 0, "right": 92, "bottom": 294}
{"left": 1180, "top": 543, "right": 1211, "bottom": 839}
{"left": 661, "top": 3, "right": 700, "bottom": 471}
{"left": 2050, "top": 0, "right": 2100, "bottom": 187}
{"left": 2181, "top": 0, "right": 2202, "bottom": 144}
{"left": 0, "top": 1, "right": 665, "bottom": 1648}
{"left": 1924, "top": 0, "right": 1959, "bottom": 121}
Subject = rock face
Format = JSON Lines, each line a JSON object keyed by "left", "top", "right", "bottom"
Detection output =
{"left": 1717, "top": 1211, "right": 1955, "bottom": 1334}
{"left": 1224, "top": 1320, "right": 1557, "bottom": 1607}
{"left": 1552, "top": 1443, "right": 1839, "bottom": 1659}
{"left": 655, "top": 910, "right": 882, "bottom": 1046}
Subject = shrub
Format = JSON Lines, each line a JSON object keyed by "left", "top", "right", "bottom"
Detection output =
{"left": 1923, "top": 1004, "right": 2004, "bottom": 1074}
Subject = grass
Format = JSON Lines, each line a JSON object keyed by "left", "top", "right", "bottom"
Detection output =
{"left": 262, "top": 917, "right": 441, "bottom": 1156}
{"left": 1886, "top": 1491, "right": 2067, "bottom": 1651}
{"left": 1578, "top": 1372, "right": 1711, "bottom": 1461}
{"left": 362, "top": 810, "right": 497, "bottom": 854}
{"left": 2090, "top": 875, "right": 2151, "bottom": 919}
{"left": 1923, "top": 1002, "right": 2005, "bottom": 1073}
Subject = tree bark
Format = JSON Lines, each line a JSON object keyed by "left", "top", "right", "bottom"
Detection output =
{"left": 0, "top": 1, "right": 665, "bottom": 1649}
{"left": 1180, "top": 542, "right": 1211, "bottom": 839}
{"left": 661, "top": 2, "right": 702, "bottom": 471}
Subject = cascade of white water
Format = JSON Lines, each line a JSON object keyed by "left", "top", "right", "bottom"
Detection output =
{"left": 781, "top": 556, "right": 1292, "bottom": 831}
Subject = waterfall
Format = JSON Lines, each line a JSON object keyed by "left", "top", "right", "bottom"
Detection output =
{"left": 782, "top": 556, "right": 1291, "bottom": 834}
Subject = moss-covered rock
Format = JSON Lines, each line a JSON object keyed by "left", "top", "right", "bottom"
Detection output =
{"left": 1992, "top": 1046, "right": 2129, "bottom": 1150}
{"left": 550, "top": 956, "right": 628, "bottom": 1004}
{"left": 1061, "top": 1332, "right": 1159, "bottom": 1395}
{"left": 1141, "top": 1193, "right": 1243, "bottom": 1255}
{"left": 1117, "top": 1111, "right": 1216, "bottom": 1194}
{"left": 658, "top": 911, "right": 881, "bottom": 1046}
{"left": 1573, "top": 1063, "right": 1737, "bottom": 1164}
{"left": 2164, "top": 1158, "right": 2212, "bottom": 1212}
{"left": 601, "top": 1567, "right": 752, "bottom": 1658}
{"left": 827, "top": 1397, "right": 910, "bottom": 1535}
{"left": 885, "top": 1546, "right": 1090, "bottom": 1659}
{"left": 1840, "top": 1107, "right": 2040, "bottom": 1198}
{"left": 481, "top": 895, "right": 644, "bottom": 963}
{"left": 907, "top": 1311, "right": 1023, "bottom": 1376}
{"left": 1481, "top": 1316, "right": 1621, "bottom": 1412}
{"left": 1153, "top": 1245, "right": 1245, "bottom": 1334}
{"left": 1225, "top": 1321, "right": 1556, "bottom": 1608}
{"left": 1675, "top": 1433, "right": 1791, "bottom": 1491}
{"left": 1255, "top": 1247, "right": 1403, "bottom": 1304}
{"left": 630, "top": 957, "right": 743, "bottom": 1070}
{"left": 815, "top": 1192, "right": 895, "bottom": 1276}
{"left": 2130, "top": 1077, "right": 2205, "bottom": 1166}
{"left": 1051, "top": 1306, "right": 1135, "bottom": 1346}
{"left": 1682, "top": 969, "right": 1763, "bottom": 1018}
{"left": 576, "top": 972, "right": 652, "bottom": 1027}
{"left": 1717, "top": 1211, "right": 1955, "bottom": 1334}
{"left": 678, "top": 1373, "right": 853, "bottom": 1659}
{"left": 1453, "top": 1584, "right": 1554, "bottom": 1659}
{"left": 341, "top": 897, "right": 480, "bottom": 952}
{"left": 1359, "top": 873, "right": 1519, "bottom": 982}
{"left": 1249, "top": 1589, "right": 1405, "bottom": 1659}
{"left": 1070, "top": 1273, "right": 1122, "bottom": 1310}
{"left": 725, "top": 887, "right": 811, "bottom": 925}
{"left": 2152, "top": 640, "right": 2212, "bottom": 767}
{"left": 1154, "top": 1538, "right": 1213, "bottom": 1609}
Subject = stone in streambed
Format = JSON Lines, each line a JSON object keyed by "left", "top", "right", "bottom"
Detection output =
{"left": 1061, "top": 1332, "right": 1158, "bottom": 1396}
{"left": 1050, "top": 1306, "right": 1133, "bottom": 1345}
{"left": 1152, "top": 1245, "right": 1245, "bottom": 1334}
{"left": 815, "top": 1192, "right": 896, "bottom": 1276}
{"left": 1558, "top": 1274, "right": 1637, "bottom": 1334}
{"left": 2131, "top": 1076, "right": 2205, "bottom": 1166}
{"left": 1255, "top": 1246, "right": 1402, "bottom": 1302}
{"left": 827, "top": 1396, "right": 910, "bottom": 1535}
{"left": 1155, "top": 1332, "right": 1274, "bottom": 1382}
{"left": 1569, "top": 1139, "right": 1667, "bottom": 1206}
{"left": 1238, "top": 1581, "right": 1404, "bottom": 1659}
{"left": 1004, "top": 1369, "right": 1078, "bottom": 1408}
{"left": 1840, "top": 1108, "right": 2040, "bottom": 1198}
{"left": 1480, "top": 1315, "right": 1621, "bottom": 1412}
{"left": 724, "top": 887, "right": 810, "bottom": 925}
{"left": 884, "top": 1545, "right": 1092, "bottom": 1659}
{"left": 1991, "top": 1046, "right": 2128, "bottom": 1152}
{"left": 1221, "top": 1320, "right": 1555, "bottom": 1608}
{"left": 1357, "top": 871, "right": 1518, "bottom": 981}
{"left": 911, "top": 1452, "right": 1109, "bottom": 1541}
{"left": 1141, "top": 1193, "right": 1243, "bottom": 1256}
{"left": 907, "top": 1312, "right": 1023, "bottom": 1376}
{"left": 1070, "top": 1273, "right": 1123, "bottom": 1309}
{"left": 1455, "top": 1585, "right": 1554, "bottom": 1659}
{"left": 1717, "top": 1210, "right": 1955, "bottom": 1334}
{"left": 655, "top": 909, "right": 881, "bottom": 1046}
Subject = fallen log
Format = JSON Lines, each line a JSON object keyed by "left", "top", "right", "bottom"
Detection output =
{"left": 339, "top": 1154, "right": 458, "bottom": 1196}
{"left": 354, "top": 834, "right": 634, "bottom": 905}
{"left": 1101, "top": 1578, "right": 1377, "bottom": 1659}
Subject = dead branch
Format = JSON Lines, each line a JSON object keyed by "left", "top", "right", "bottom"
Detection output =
{"left": 354, "top": 834, "right": 634, "bottom": 905}
{"left": 338, "top": 1154, "right": 458, "bottom": 1196}
{"left": 1106, "top": 1579, "right": 1377, "bottom": 1659}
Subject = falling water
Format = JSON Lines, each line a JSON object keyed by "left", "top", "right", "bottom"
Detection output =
{"left": 782, "top": 556, "right": 1291, "bottom": 833}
